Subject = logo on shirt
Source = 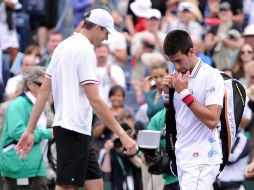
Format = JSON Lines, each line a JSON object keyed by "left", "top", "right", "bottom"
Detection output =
{"left": 209, "top": 86, "right": 215, "bottom": 93}
{"left": 193, "top": 152, "right": 199, "bottom": 158}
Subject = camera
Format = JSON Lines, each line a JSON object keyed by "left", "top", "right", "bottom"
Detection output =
{"left": 113, "top": 122, "right": 133, "bottom": 149}
{"left": 137, "top": 130, "right": 177, "bottom": 176}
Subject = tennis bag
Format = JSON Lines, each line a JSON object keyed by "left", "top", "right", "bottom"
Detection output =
{"left": 165, "top": 72, "right": 246, "bottom": 176}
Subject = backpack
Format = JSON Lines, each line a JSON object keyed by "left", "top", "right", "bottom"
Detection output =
{"left": 165, "top": 72, "right": 246, "bottom": 176}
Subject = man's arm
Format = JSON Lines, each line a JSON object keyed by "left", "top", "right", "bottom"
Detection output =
{"left": 83, "top": 83, "right": 137, "bottom": 155}
{"left": 188, "top": 103, "right": 222, "bottom": 129}
{"left": 16, "top": 77, "right": 52, "bottom": 158}
{"left": 164, "top": 71, "right": 223, "bottom": 129}
{"left": 26, "top": 77, "right": 52, "bottom": 133}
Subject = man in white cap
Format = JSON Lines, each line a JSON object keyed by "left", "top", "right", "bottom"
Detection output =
{"left": 16, "top": 8, "right": 137, "bottom": 190}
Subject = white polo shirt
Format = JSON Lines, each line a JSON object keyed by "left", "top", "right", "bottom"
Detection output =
{"left": 174, "top": 59, "right": 224, "bottom": 166}
{"left": 46, "top": 32, "right": 98, "bottom": 135}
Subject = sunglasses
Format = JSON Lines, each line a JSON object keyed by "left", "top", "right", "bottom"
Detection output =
{"left": 240, "top": 50, "right": 253, "bottom": 55}
{"left": 33, "top": 81, "right": 42, "bottom": 87}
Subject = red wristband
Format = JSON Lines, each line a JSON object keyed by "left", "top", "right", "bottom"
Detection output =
{"left": 182, "top": 94, "right": 196, "bottom": 107}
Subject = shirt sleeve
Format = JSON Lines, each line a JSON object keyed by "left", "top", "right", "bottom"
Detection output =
{"left": 76, "top": 49, "right": 98, "bottom": 85}
{"left": 205, "top": 71, "right": 224, "bottom": 107}
{"left": 45, "top": 60, "right": 53, "bottom": 79}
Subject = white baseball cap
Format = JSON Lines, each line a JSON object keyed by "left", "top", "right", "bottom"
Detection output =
{"left": 145, "top": 9, "right": 162, "bottom": 20}
{"left": 243, "top": 24, "right": 254, "bottom": 36}
{"left": 178, "top": 2, "right": 193, "bottom": 13}
{"left": 85, "top": 8, "right": 118, "bottom": 35}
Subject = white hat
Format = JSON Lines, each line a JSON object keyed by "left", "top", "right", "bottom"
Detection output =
{"left": 243, "top": 24, "right": 254, "bottom": 36}
{"left": 145, "top": 9, "right": 162, "bottom": 19}
{"left": 130, "top": 0, "right": 152, "bottom": 17}
{"left": 85, "top": 9, "right": 117, "bottom": 35}
{"left": 178, "top": 2, "right": 192, "bottom": 12}
{"left": 9, "top": 0, "right": 22, "bottom": 10}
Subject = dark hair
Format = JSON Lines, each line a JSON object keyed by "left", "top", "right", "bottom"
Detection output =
{"left": 82, "top": 11, "right": 97, "bottom": 30}
{"left": 82, "top": 20, "right": 96, "bottom": 29}
{"left": 24, "top": 45, "right": 41, "bottom": 58}
{"left": 109, "top": 85, "right": 125, "bottom": 99}
{"left": 163, "top": 30, "right": 193, "bottom": 56}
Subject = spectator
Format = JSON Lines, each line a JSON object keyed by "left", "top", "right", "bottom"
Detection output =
{"left": 0, "top": 1, "right": 20, "bottom": 65}
{"left": 40, "top": 31, "right": 63, "bottom": 67}
{"left": 233, "top": 43, "right": 254, "bottom": 80}
{"left": 205, "top": 2, "right": 244, "bottom": 70}
{"left": 191, "top": 36, "right": 212, "bottom": 66}
{"left": 143, "top": 61, "right": 168, "bottom": 120}
{"left": 131, "top": 9, "right": 166, "bottom": 81}
{"left": 243, "top": 24, "right": 254, "bottom": 50}
{"left": 99, "top": 123, "right": 142, "bottom": 190}
{"left": 125, "top": 0, "right": 152, "bottom": 36}
{"left": 163, "top": 2, "right": 203, "bottom": 39}
{"left": 10, "top": 44, "right": 41, "bottom": 75}
{"left": 71, "top": 0, "right": 93, "bottom": 27}
{"left": 199, "top": 0, "right": 244, "bottom": 26}
{"left": 0, "top": 66, "right": 53, "bottom": 190}
{"left": 5, "top": 54, "right": 37, "bottom": 100}
{"left": 95, "top": 43, "right": 126, "bottom": 105}
{"left": 243, "top": 0, "right": 254, "bottom": 26}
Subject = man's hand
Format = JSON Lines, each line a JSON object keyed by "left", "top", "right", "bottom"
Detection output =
{"left": 120, "top": 133, "right": 138, "bottom": 156}
{"left": 245, "top": 161, "right": 254, "bottom": 178}
{"left": 162, "top": 73, "right": 174, "bottom": 94}
{"left": 15, "top": 130, "right": 35, "bottom": 159}
{"left": 172, "top": 71, "right": 189, "bottom": 93}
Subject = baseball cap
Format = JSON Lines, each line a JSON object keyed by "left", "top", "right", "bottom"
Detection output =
{"left": 219, "top": 2, "right": 231, "bottom": 11}
{"left": 85, "top": 9, "right": 118, "bottom": 35}
{"left": 243, "top": 24, "right": 254, "bottom": 36}
{"left": 145, "top": 9, "right": 162, "bottom": 20}
{"left": 178, "top": 2, "right": 192, "bottom": 13}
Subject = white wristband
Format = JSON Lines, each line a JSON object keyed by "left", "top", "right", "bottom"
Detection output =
{"left": 179, "top": 89, "right": 191, "bottom": 100}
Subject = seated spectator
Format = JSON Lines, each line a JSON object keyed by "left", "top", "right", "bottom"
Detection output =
{"left": 143, "top": 61, "right": 168, "bottom": 120}
{"left": 243, "top": 24, "right": 254, "bottom": 50}
{"left": 205, "top": 2, "right": 244, "bottom": 70}
{"left": 99, "top": 123, "right": 142, "bottom": 190}
{"left": 95, "top": 43, "right": 126, "bottom": 105}
{"left": 243, "top": 60, "right": 254, "bottom": 87}
{"left": 131, "top": 9, "right": 166, "bottom": 81}
{"left": 5, "top": 54, "right": 37, "bottom": 100}
{"left": 162, "top": 2, "right": 203, "bottom": 39}
{"left": 10, "top": 44, "right": 42, "bottom": 75}
{"left": 40, "top": 31, "right": 63, "bottom": 67}
{"left": 0, "top": 66, "right": 53, "bottom": 190}
{"left": 199, "top": 0, "right": 244, "bottom": 26}
{"left": 93, "top": 85, "right": 133, "bottom": 149}
{"left": 233, "top": 43, "right": 254, "bottom": 80}
{"left": 125, "top": 0, "right": 152, "bottom": 36}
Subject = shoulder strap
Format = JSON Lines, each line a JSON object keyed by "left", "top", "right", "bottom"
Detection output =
{"left": 165, "top": 88, "right": 177, "bottom": 174}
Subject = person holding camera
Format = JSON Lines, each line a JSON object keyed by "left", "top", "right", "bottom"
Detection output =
{"left": 162, "top": 30, "right": 225, "bottom": 190}
{"left": 204, "top": 2, "right": 244, "bottom": 70}
{"left": 100, "top": 123, "right": 142, "bottom": 190}
{"left": 145, "top": 108, "right": 179, "bottom": 190}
